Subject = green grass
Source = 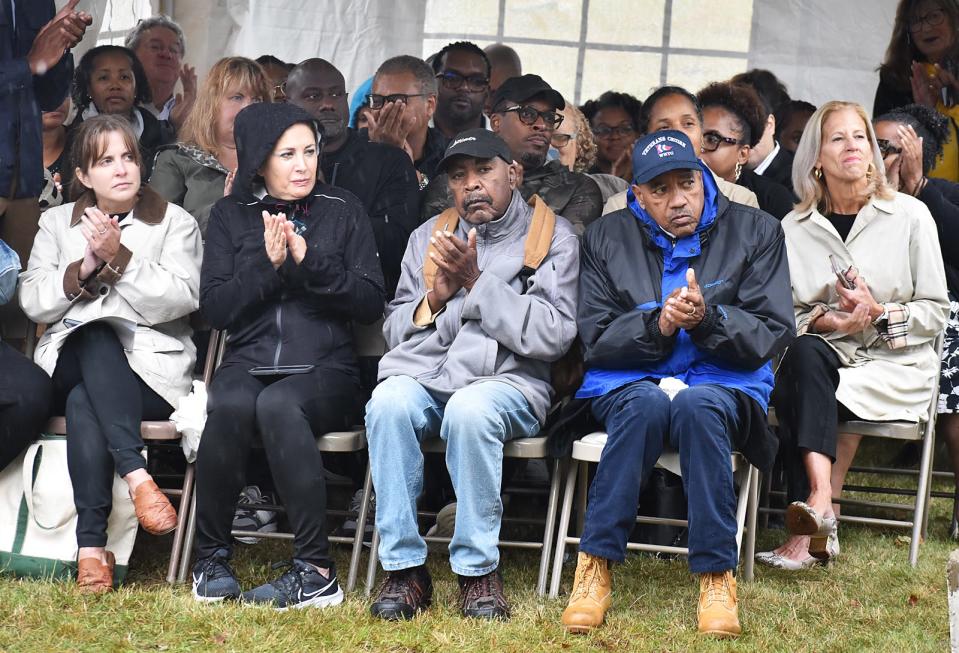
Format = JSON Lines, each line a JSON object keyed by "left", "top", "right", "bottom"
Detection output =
{"left": 0, "top": 443, "right": 954, "bottom": 653}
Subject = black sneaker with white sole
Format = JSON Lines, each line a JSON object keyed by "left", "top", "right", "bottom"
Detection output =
{"left": 241, "top": 559, "right": 344, "bottom": 611}
{"left": 192, "top": 548, "right": 241, "bottom": 602}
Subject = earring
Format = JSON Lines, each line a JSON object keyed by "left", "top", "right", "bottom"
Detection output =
{"left": 814, "top": 167, "right": 823, "bottom": 180}
{"left": 865, "top": 162, "right": 875, "bottom": 181}
{"left": 734, "top": 162, "right": 743, "bottom": 181}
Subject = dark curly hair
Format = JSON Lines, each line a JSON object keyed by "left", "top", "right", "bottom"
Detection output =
{"left": 72, "top": 45, "right": 152, "bottom": 115}
{"left": 431, "top": 41, "right": 491, "bottom": 78}
{"left": 639, "top": 85, "right": 702, "bottom": 135}
{"left": 580, "top": 91, "right": 643, "bottom": 131}
{"left": 875, "top": 103, "right": 951, "bottom": 174}
{"left": 696, "top": 82, "right": 766, "bottom": 148}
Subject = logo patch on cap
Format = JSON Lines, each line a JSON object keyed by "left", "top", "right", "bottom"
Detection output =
{"left": 450, "top": 136, "right": 477, "bottom": 147}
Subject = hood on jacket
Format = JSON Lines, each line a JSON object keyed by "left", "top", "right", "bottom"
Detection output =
{"left": 232, "top": 102, "right": 323, "bottom": 202}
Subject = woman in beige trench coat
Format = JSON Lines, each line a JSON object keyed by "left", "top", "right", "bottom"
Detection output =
{"left": 755, "top": 101, "right": 949, "bottom": 569}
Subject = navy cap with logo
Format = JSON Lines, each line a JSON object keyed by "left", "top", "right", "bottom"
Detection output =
{"left": 436, "top": 128, "right": 514, "bottom": 173}
{"left": 631, "top": 130, "right": 701, "bottom": 184}
{"left": 491, "top": 74, "right": 565, "bottom": 111}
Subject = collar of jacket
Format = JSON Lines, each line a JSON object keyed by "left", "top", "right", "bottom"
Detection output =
{"left": 626, "top": 160, "right": 719, "bottom": 254}
{"left": 469, "top": 189, "right": 530, "bottom": 244}
{"left": 790, "top": 192, "right": 896, "bottom": 222}
{"left": 522, "top": 159, "right": 567, "bottom": 185}
{"left": 70, "top": 185, "right": 168, "bottom": 227}
{"left": 174, "top": 143, "right": 230, "bottom": 174}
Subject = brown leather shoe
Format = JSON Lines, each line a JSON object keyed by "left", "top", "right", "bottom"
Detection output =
{"left": 370, "top": 565, "right": 433, "bottom": 620}
{"left": 697, "top": 570, "right": 741, "bottom": 638}
{"left": 458, "top": 569, "right": 510, "bottom": 620}
{"left": 77, "top": 551, "right": 115, "bottom": 594}
{"left": 562, "top": 552, "right": 612, "bottom": 633}
{"left": 131, "top": 479, "right": 177, "bottom": 535}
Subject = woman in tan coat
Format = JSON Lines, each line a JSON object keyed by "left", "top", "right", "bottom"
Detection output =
{"left": 19, "top": 115, "right": 202, "bottom": 592}
{"left": 756, "top": 101, "right": 949, "bottom": 569}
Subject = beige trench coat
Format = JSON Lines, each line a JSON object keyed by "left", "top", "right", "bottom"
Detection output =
{"left": 781, "top": 192, "right": 949, "bottom": 422}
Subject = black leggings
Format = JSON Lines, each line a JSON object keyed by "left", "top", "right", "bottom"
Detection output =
{"left": 52, "top": 323, "right": 172, "bottom": 548}
{"left": 771, "top": 335, "right": 858, "bottom": 503}
{"left": 0, "top": 341, "right": 52, "bottom": 470}
{"left": 194, "top": 364, "right": 360, "bottom": 567}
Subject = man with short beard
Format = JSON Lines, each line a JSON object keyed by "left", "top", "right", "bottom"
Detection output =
{"left": 430, "top": 41, "right": 490, "bottom": 139}
{"left": 365, "top": 129, "right": 579, "bottom": 622}
{"left": 286, "top": 58, "right": 420, "bottom": 296}
{"left": 561, "top": 130, "right": 794, "bottom": 638}
{"left": 421, "top": 75, "right": 603, "bottom": 233}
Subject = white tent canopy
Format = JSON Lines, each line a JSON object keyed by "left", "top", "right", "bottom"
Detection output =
{"left": 67, "top": 0, "right": 898, "bottom": 115}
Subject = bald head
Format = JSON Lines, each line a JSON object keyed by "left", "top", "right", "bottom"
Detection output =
{"left": 285, "top": 58, "right": 349, "bottom": 148}
{"left": 484, "top": 44, "right": 522, "bottom": 94}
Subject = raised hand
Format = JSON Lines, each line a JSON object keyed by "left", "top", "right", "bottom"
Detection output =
{"left": 78, "top": 207, "right": 121, "bottom": 263}
{"left": 283, "top": 220, "right": 308, "bottom": 265}
{"left": 223, "top": 169, "right": 236, "bottom": 197}
{"left": 27, "top": 0, "right": 92, "bottom": 75}
{"left": 367, "top": 101, "right": 416, "bottom": 154}
{"left": 429, "top": 228, "right": 481, "bottom": 290}
{"left": 897, "top": 124, "right": 924, "bottom": 195}
{"left": 662, "top": 268, "right": 707, "bottom": 332}
{"left": 262, "top": 210, "right": 288, "bottom": 269}
{"left": 169, "top": 64, "right": 198, "bottom": 129}
{"left": 911, "top": 61, "right": 943, "bottom": 107}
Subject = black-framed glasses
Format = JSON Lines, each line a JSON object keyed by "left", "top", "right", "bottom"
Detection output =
{"left": 593, "top": 124, "right": 635, "bottom": 138}
{"left": 367, "top": 93, "right": 428, "bottom": 109}
{"left": 550, "top": 133, "right": 575, "bottom": 147}
{"left": 502, "top": 104, "right": 564, "bottom": 129}
{"left": 909, "top": 8, "right": 945, "bottom": 32}
{"left": 435, "top": 71, "right": 489, "bottom": 92}
{"left": 876, "top": 138, "right": 903, "bottom": 157}
{"left": 701, "top": 130, "right": 742, "bottom": 152}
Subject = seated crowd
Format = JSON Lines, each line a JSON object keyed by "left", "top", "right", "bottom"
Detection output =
{"left": 3, "top": 0, "right": 959, "bottom": 640}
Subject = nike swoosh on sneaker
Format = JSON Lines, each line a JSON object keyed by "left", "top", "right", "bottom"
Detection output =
{"left": 298, "top": 577, "right": 336, "bottom": 601}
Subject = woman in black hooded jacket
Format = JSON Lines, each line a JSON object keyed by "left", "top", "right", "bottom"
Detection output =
{"left": 191, "top": 102, "right": 385, "bottom": 609}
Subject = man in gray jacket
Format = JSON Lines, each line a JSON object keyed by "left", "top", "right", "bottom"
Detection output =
{"left": 366, "top": 129, "right": 579, "bottom": 621}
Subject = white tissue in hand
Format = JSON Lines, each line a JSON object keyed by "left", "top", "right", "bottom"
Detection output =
{"left": 658, "top": 376, "right": 688, "bottom": 400}
{"left": 170, "top": 380, "right": 207, "bottom": 463}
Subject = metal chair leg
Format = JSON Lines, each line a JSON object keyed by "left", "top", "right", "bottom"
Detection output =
{"left": 575, "top": 461, "right": 588, "bottom": 536}
{"left": 177, "top": 493, "right": 198, "bottom": 583}
{"left": 346, "top": 463, "right": 373, "bottom": 593}
{"left": 744, "top": 467, "right": 759, "bottom": 582}
{"left": 910, "top": 419, "right": 936, "bottom": 567}
{"left": 166, "top": 461, "right": 195, "bottom": 584}
{"left": 536, "top": 458, "right": 562, "bottom": 596}
{"left": 365, "top": 528, "right": 380, "bottom": 596}
{"left": 549, "top": 458, "right": 580, "bottom": 599}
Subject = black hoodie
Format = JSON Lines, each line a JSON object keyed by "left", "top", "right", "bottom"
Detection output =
{"left": 200, "top": 102, "right": 385, "bottom": 376}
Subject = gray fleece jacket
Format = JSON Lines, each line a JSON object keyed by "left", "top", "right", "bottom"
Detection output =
{"left": 377, "top": 190, "right": 580, "bottom": 424}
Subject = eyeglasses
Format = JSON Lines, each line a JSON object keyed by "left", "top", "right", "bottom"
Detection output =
{"left": 367, "top": 93, "right": 428, "bottom": 109}
{"left": 435, "top": 71, "right": 489, "bottom": 92}
{"left": 909, "top": 8, "right": 945, "bottom": 32}
{"left": 550, "top": 133, "right": 575, "bottom": 147}
{"left": 501, "top": 105, "right": 564, "bottom": 129}
{"left": 592, "top": 124, "right": 635, "bottom": 138}
{"left": 876, "top": 138, "right": 903, "bottom": 157}
{"left": 701, "top": 130, "right": 742, "bottom": 152}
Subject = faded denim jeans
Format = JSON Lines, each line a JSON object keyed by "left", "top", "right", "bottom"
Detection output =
{"left": 366, "top": 375, "right": 539, "bottom": 576}
{"left": 0, "top": 239, "right": 20, "bottom": 306}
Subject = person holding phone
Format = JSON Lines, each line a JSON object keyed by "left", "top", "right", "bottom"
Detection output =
{"left": 191, "top": 102, "right": 384, "bottom": 609}
{"left": 756, "top": 101, "right": 949, "bottom": 570}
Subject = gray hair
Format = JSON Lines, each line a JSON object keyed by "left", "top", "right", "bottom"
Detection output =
{"left": 124, "top": 15, "right": 186, "bottom": 57}
{"left": 374, "top": 55, "right": 437, "bottom": 95}
{"left": 792, "top": 100, "right": 893, "bottom": 214}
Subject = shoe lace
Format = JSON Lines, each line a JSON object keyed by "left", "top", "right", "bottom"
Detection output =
{"left": 462, "top": 572, "right": 501, "bottom": 609}
{"left": 376, "top": 569, "right": 413, "bottom": 601}
{"left": 201, "top": 554, "right": 235, "bottom": 581}
{"left": 701, "top": 572, "right": 729, "bottom": 605}
{"left": 269, "top": 561, "right": 305, "bottom": 599}
{"left": 571, "top": 556, "right": 602, "bottom": 601}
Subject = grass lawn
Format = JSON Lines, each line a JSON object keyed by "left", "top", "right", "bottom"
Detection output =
{"left": 0, "top": 441, "right": 954, "bottom": 652}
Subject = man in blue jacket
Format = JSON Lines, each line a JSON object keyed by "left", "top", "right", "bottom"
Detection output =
{"left": 0, "top": 0, "right": 90, "bottom": 337}
{"left": 561, "top": 130, "right": 794, "bottom": 638}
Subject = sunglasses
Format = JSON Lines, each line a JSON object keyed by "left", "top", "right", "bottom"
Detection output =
{"left": 367, "top": 93, "right": 428, "bottom": 109}
{"left": 876, "top": 138, "right": 903, "bottom": 157}
{"left": 701, "top": 130, "right": 742, "bottom": 152}
{"left": 501, "top": 104, "right": 564, "bottom": 129}
{"left": 435, "top": 71, "right": 489, "bottom": 92}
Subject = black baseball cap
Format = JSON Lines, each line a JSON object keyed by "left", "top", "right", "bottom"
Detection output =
{"left": 631, "top": 130, "right": 701, "bottom": 184}
{"left": 491, "top": 74, "right": 565, "bottom": 111}
{"left": 437, "top": 128, "right": 514, "bottom": 173}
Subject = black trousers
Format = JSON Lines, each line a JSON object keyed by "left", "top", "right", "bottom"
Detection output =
{"left": 194, "top": 364, "right": 360, "bottom": 566}
{"left": 0, "top": 341, "right": 52, "bottom": 470}
{"left": 52, "top": 323, "right": 172, "bottom": 548}
{"left": 771, "top": 335, "right": 858, "bottom": 503}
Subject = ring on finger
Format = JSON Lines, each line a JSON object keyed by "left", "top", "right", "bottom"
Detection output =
{"left": 97, "top": 228, "right": 107, "bottom": 234}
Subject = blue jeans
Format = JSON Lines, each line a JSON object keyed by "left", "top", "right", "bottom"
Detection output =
{"left": 579, "top": 381, "right": 741, "bottom": 574}
{"left": 366, "top": 375, "right": 539, "bottom": 576}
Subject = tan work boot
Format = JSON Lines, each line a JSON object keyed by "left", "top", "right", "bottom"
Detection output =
{"left": 561, "top": 552, "right": 612, "bottom": 633}
{"left": 697, "top": 570, "right": 741, "bottom": 637}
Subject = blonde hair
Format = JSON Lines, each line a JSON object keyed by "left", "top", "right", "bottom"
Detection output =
{"left": 792, "top": 100, "right": 894, "bottom": 214}
{"left": 179, "top": 57, "right": 272, "bottom": 156}
{"left": 563, "top": 105, "right": 598, "bottom": 173}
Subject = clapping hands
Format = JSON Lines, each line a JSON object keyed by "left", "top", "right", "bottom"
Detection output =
{"left": 262, "top": 211, "right": 307, "bottom": 269}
